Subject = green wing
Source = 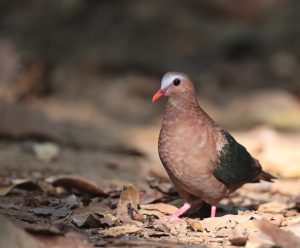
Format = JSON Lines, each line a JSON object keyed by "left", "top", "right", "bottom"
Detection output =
{"left": 213, "top": 131, "right": 260, "bottom": 187}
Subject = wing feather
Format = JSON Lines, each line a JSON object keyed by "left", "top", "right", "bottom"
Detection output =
{"left": 213, "top": 130, "right": 261, "bottom": 188}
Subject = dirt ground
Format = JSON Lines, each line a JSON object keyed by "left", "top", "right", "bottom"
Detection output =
{"left": 1, "top": 1, "right": 300, "bottom": 247}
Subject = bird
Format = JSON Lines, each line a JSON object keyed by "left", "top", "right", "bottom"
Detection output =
{"left": 152, "top": 72, "right": 276, "bottom": 220}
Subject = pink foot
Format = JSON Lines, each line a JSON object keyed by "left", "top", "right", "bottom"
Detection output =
{"left": 160, "top": 203, "right": 191, "bottom": 222}
{"left": 211, "top": 205, "right": 217, "bottom": 218}
{"left": 165, "top": 214, "right": 181, "bottom": 222}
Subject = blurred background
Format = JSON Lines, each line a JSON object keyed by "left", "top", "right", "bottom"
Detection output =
{"left": 0, "top": 0, "right": 300, "bottom": 184}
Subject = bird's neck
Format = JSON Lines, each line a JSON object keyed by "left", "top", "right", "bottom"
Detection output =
{"left": 166, "top": 93, "right": 198, "bottom": 112}
{"left": 165, "top": 94, "right": 215, "bottom": 125}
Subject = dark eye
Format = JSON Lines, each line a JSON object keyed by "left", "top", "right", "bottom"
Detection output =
{"left": 173, "top": 78, "right": 181, "bottom": 86}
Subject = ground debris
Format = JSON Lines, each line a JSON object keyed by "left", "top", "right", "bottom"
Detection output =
{"left": 116, "top": 184, "right": 140, "bottom": 223}
{"left": 228, "top": 224, "right": 248, "bottom": 246}
{"left": 71, "top": 198, "right": 117, "bottom": 228}
{"left": 256, "top": 218, "right": 300, "bottom": 248}
{"left": 147, "top": 178, "right": 176, "bottom": 194}
{"left": 46, "top": 175, "right": 107, "bottom": 197}
{"left": 0, "top": 178, "right": 41, "bottom": 196}
{"left": 72, "top": 210, "right": 117, "bottom": 228}
{"left": 0, "top": 215, "right": 94, "bottom": 248}
{"left": 99, "top": 223, "right": 142, "bottom": 237}
{"left": 186, "top": 218, "right": 203, "bottom": 232}
{"left": 31, "top": 206, "right": 70, "bottom": 218}
{"left": 31, "top": 194, "right": 78, "bottom": 218}
{"left": 270, "top": 179, "right": 300, "bottom": 196}
{"left": 258, "top": 201, "right": 289, "bottom": 213}
{"left": 140, "top": 203, "right": 178, "bottom": 215}
{"left": 72, "top": 211, "right": 103, "bottom": 228}
{"left": 32, "top": 142, "right": 60, "bottom": 162}
{"left": 139, "top": 186, "right": 165, "bottom": 204}
{"left": 0, "top": 172, "right": 299, "bottom": 247}
{"left": 19, "top": 222, "right": 63, "bottom": 235}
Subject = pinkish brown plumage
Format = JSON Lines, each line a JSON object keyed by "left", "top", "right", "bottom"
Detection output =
{"left": 153, "top": 72, "right": 276, "bottom": 220}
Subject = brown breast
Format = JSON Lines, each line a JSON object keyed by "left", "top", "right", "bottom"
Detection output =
{"left": 158, "top": 99, "right": 229, "bottom": 204}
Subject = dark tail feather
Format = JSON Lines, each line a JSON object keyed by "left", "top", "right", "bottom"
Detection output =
{"left": 260, "top": 170, "right": 277, "bottom": 182}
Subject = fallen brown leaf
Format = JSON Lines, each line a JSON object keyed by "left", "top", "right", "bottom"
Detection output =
{"left": 99, "top": 213, "right": 118, "bottom": 226}
{"left": 201, "top": 214, "right": 252, "bottom": 233}
{"left": 72, "top": 212, "right": 103, "bottom": 228}
{"left": 270, "top": 180, "right": 300, "bottom": 196}
{"left": 116, "top": 184, "right": 140, "bottom": 223}
{"left": 256, "top": 218, "right": 300, "bottom": 248}
{"left": 46, "top": 175, "right": 107, "bottom": 197}
{"left": 72, "top": 198, "right": 117, "bottom": 228}
{"left": 258, "top": 201, "right": 289, "bottom": 213}
{"left": 140, "top": 203, "right": 178, "bottom": 215}
{"left": 139, "top": 187, "right": 164, "bottom": 204}
{"left": 154, "top": 220, "right": 188, "bottom": 236}
{"left": 19, "top": 222, "right": 62, "bottom": 235}
{"left": 31, "top": 194, "right": 78, "bottom": 218}
{"left": 0, "top": 179, "right": 41, "bottom": 196}
{"left": 228, "top": 224, "right": 248, "bottom": 246}
{"left": 138, "top": 209, "right": 165, "bottom": 218}
{"left": 99, "top": 224, "right": 141, "bottom": 237}
{"left": 147, "top": 179, "right": 175, "bottom": 194}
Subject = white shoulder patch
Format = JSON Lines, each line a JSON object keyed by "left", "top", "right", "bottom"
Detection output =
{"left": 216, "top": 128, "right": 228, "bottom": 151}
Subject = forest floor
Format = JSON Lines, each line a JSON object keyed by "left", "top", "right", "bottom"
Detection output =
{"left": 0, "top": 84, "right": 300, "bottom": 247}
{"left": 1, "top": 1, "right": 300, "bottom": 247}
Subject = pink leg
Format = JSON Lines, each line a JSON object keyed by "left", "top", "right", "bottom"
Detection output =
{"left": 211, "top": 205, "right": 217, "bottom": 217}
{"left": 166, "top": 202, "right": 191, "bottom": 221}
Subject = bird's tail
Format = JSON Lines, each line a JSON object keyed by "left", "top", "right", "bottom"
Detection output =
{"left": 252, "top": 159, "right": 277, "bottom": 182}
{"left": 260, "top": 170, "right": 277, "bottom": 182}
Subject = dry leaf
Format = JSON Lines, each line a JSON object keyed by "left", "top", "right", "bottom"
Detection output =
{"left": 154, "top": 220, "right": 188, "bottom": 236}
{"left": 0, "top": 179, "right": 40, "bottom": 196}
{"left": 228, "top": 224, "right": 248, "bottom": 246}
{"left": 139, "top": 209, "right": 165, "bottom": 218}
{"left": 140, "top": 203, "right": 178, "bottom": 215}
{"left": 258, "top": 201, "right": 288, "bottom": 213}
{"left": 20, "top": 222, "right": 62, "bottom": 235}
{"left": 270, "top": 180, "right": 300, "bottom": 196}
{"left": 186, "top": 218, "right": 203, "bottom": 232}
{"left": 31, "top": 194, "right": 78, "bottom": 218}
{"left": 116, "top": 184, "right": 140, "bottom": 223}
{"left": 46, "top": 176, "right": 107, "bottom": 197}
{"left": 147, "top": 179, "right": 175, "bottom": 194}
{"left": 99, "top": 224, "right": 141, "bottom": 237}
{"left": 201, "top": 214, "right": 252, "bottom": 233}
{"left": 256, "top": 218, "right": 300, "bottom": 248}
{"left": 31, "top": 206, "right": 70, "bottom": 218}
{"left": 98, "top": 213, "right": 118, "bottom": 227}
{"left": 139, "top": 187, "right": 164, "bottom": 204}
{"left": 261, "top": 213, "right": 284, "bottom": 226}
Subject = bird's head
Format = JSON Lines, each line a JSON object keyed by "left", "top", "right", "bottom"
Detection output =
{"left": 152, "top": 72, "right": 195, "bottom": 102}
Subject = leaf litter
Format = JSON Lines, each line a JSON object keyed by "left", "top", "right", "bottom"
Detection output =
{"left": 0, "top": 172, "right": 299, "bottom": 247}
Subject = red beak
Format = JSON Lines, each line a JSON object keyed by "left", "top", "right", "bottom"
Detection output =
{"left": 152, "top": 89, "right": 164, "bottom": 102}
